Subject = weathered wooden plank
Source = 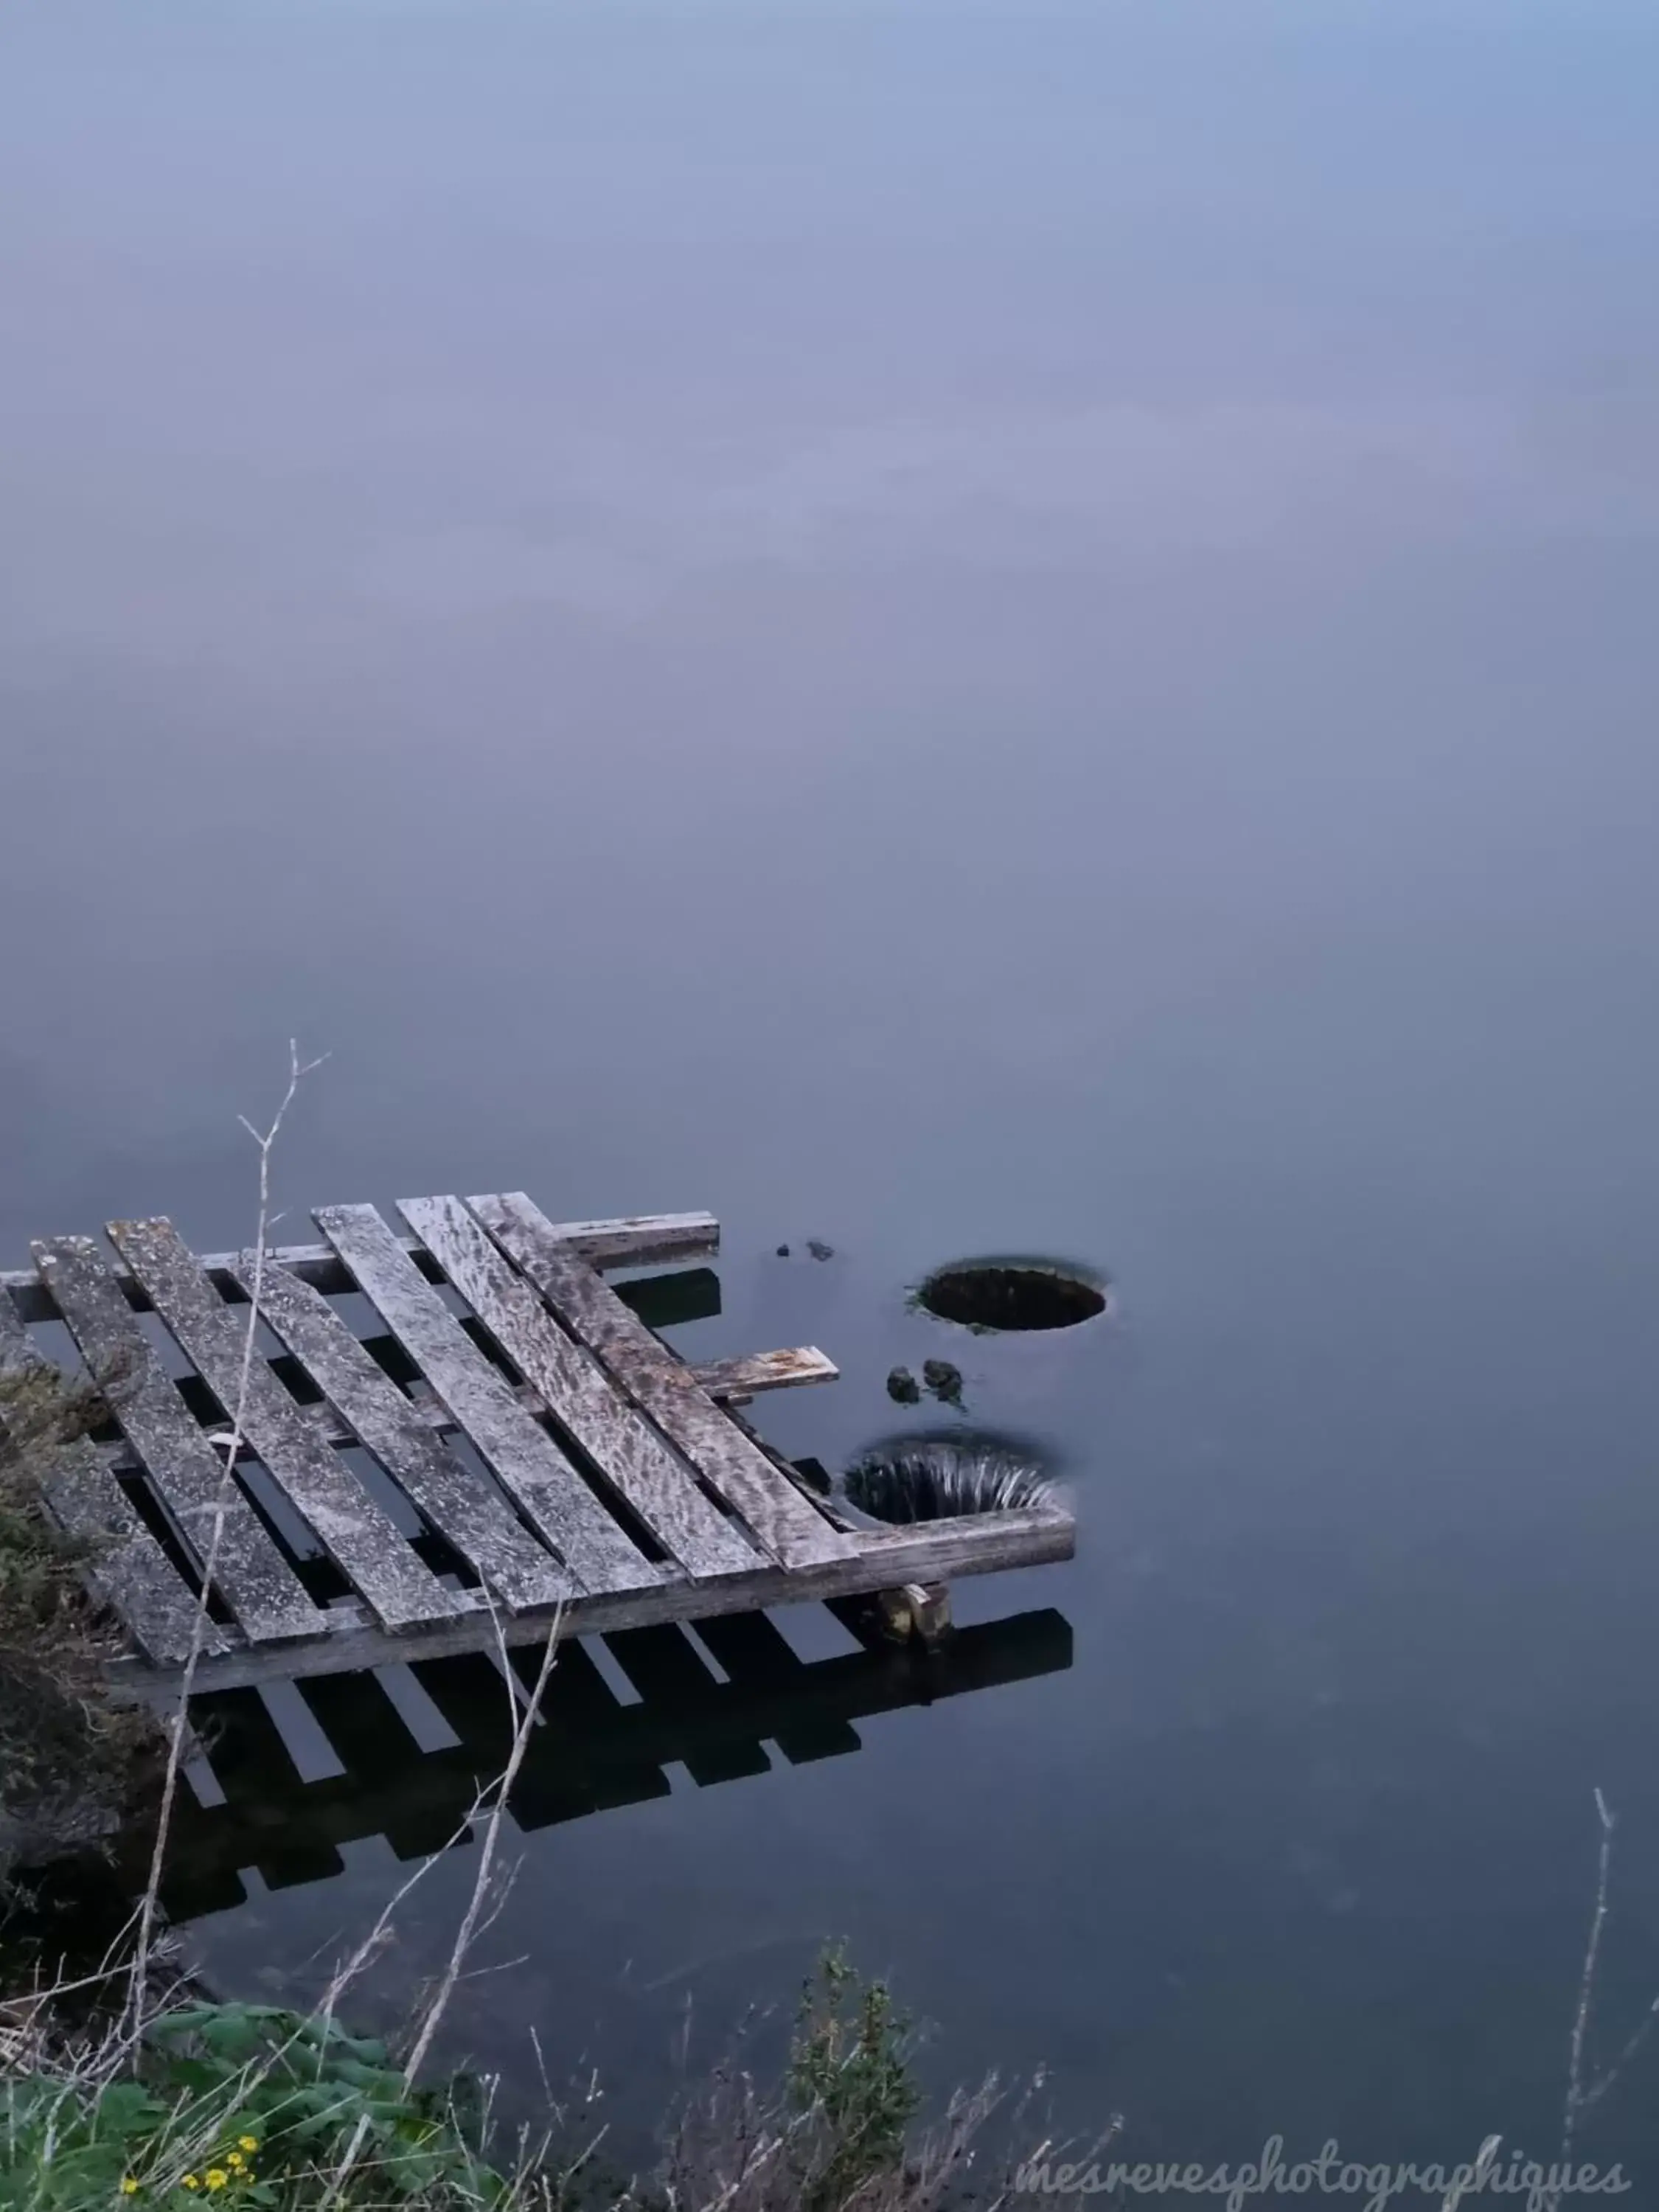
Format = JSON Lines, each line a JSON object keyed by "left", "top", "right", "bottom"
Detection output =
{"left": 3, "top": 1214, "right": 720, "bottom": 1326}
{"left": 0, "top": 1287, "right": 220, "bottom": 1664}
{"left": 97, "top": 1343, "right": 836, "bottom": 1477}
{"left": 32, "top": 1237, "right": 325, "bottom": 1646}
{"left": 231, "top": 1256, "right": 576, "bottom": 1615}
{"left": 689, "top": 1347, "right": 838, "bottom": 1398}
{"left": 314, "top": 1204, "right": 664, "bottom": 1597}
{"left": 109, "top": 1501, "right": 1075, "bottom": 1694}
{"left": 400, "top": 1197, "right": 761, "bottom": 1580}
{"left": 108, "top": 1220, "right": 465, "bottom": 1635}
{"left": 470, "top": 1194, "right": 856, "bottom": 1571}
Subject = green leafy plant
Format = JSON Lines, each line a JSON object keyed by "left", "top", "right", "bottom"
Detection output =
{"left": 0, "top": 2003, "right": 509, "bottom": 2212}
{"left": 785, "top": 1946, "right": 920, "bottom": 2209}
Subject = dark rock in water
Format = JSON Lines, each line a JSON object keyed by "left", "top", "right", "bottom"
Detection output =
{"left": 806, "top": 1238, "right": 835, "bottom": 1262}
{"left": 886, "top": 1366, "right": 921, "bottom": 1404}
{"left": 792, "top": 1455, "right": 832, "bottom": 1496}
{"left": 775, "top": 1244, "right": 791, "bottom": 1258}
{"left": 922, "top": 1358, "right": 963, "bottom": 1402}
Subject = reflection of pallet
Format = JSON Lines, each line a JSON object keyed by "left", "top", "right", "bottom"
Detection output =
{"left": 0, "top": 1196, "right": 1074, "bottom": 1689}
{"left": 127, "top": 1604, "right": 1072, "bottom": 1921}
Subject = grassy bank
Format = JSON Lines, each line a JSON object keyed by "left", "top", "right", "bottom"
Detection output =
{"left": 0, "top": 1950, "right": 1001, "bottom": 2212}
{"left": 0, "top": 1287, "right": 1009, "bottom": 2208}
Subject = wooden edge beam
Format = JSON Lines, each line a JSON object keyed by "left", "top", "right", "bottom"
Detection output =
{"left": 105, "top": 1506, "right": 1077, "bottom": 1699}
{"left": 1, "top": 1211, "right": 720, "bottom": 1325}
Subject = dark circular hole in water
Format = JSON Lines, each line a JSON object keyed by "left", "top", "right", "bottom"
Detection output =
{"left": 844, "top": 1438, "right": 1056, "bottom": 1524}
{"left": 917, "top": 1261, "right": 1105, "bottom": 1333}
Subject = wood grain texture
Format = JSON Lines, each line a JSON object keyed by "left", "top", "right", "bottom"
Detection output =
{"left": 32, "top": 1236, "right": 324, "bottom": 1645}
{"left": 97, "top": 1343, "right": 833, "bottom": 1474}
{"left": 108, "top": 1501, "right": 1075, "bottom": 1694}
{"left": 692, "top": 1347, "right": 838, "bottom": 1398}
{"left": 232, "top": 1255, "right": 575, "bottom": 1614}
{"left": 0, "top": 1285, "right": 220, "bottom": 1663}
{"left": 4, "top": 1214, "right": 720, "bottom": 1325}
{"left": 109, "top": 1220, "right": 466, "bottom": 1634}
{"left": 400, "top": 1197, "right": 760, "bottom": 1580}
{"left": 314, "top": 1204, "right": 664, "bottom": 1596}
{"left": 470, "top": 1193, "right": 856, "bottom": 1570}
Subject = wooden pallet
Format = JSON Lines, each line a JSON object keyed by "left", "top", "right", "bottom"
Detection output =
{"left": 128, "top": 1604, "right": 1073, "bottom": 1921}
{"left": 0, "top": 1195, "right": 1074, "bottom": 1691}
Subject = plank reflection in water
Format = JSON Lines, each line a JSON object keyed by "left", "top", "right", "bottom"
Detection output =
{"left": 141, "top": 1607, "right": 1072, "bottom": 1921}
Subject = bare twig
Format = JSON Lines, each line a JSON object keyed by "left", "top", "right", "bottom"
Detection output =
{"left": 125, "top": 1040, "right": 324, "bottom": 2038}
{"left": 400, "top": 1618, "right": 560, "bottom": 2093}
{"left": 321, "top": 1612, "right": 563, "bottom": 2202}
{"left": 1443, "top": 2135, "right": 1502, "bottom": 2212}
{"left": 1559, "top": 1786, "right": 1614, "bottom": 2178}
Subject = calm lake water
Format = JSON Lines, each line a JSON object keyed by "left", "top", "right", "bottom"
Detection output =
{"left": 6, "top": 0, "right": 1659, "bottom": 2183}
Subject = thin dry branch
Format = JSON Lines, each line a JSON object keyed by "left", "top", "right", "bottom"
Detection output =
{"left": 321, "top": 1612, "right": 563, "bottom": 2202}
{"left": 125, "top": 1040, "right": 325, "bottom": 2038}
{"left": 1558, "top": 1784, "right": 1614, "bottom": 2186}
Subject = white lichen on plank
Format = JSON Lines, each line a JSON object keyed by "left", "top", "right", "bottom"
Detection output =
{"left": 314, "top": 1204, "right": 667, "bottom": 1597}
{"left": 32, "top": 1236, "right": 325, "bottom": 1645}
{"left": 470, "top": 1193, "right": 858, "bottom": 1571}
{"left": 233, "top": 1256, "right": 575, "bottom": 1614}
{"left": 0, "top": 1287, "right": 220, "bottom": 1664}
{"left": 400, "top": 1197, "right": 761, "bottom": 1580}
{"left": 110, "top": 1219, "right": 467, "bottom": 1635}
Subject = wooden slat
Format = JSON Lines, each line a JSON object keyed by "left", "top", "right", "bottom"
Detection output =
{"left": 400, "top": 1197, "right": 760, "bottom": 1580}
{"left": 0, "top": 1289, "right": 220, "bottom": 1665}
{"left": 3, "top": 1214, "right": 720, "bottom": 1326}
{"left": 470, "top": 1193, "right": 855, "bottom": 1571}
{"left": 691, "top": 1347, "right": 838, "bottom": 1398}
{"left": 32, "top": 1236, "right": 325, "bottom": 1645}
{"left": 109, "top": 1503, "right": 1076, "bottom": 1694}
{"left": 232, "top": 1256, "right": 576, "bottom": 1615}
{"left": 533, "top": 1211, "right": 719, "bottom": 1269}
{"left": 313, "top": 1204, "right": 664, "bottom": 1597}
{"left": 108, "top": 1220, "right": 465, "bottom": 1635}
{"left": 97, "top": 1344, "right": 831, "bottom": 1476}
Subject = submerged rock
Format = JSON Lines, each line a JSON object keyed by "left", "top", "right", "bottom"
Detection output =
{"left": 775, "top": 1244, "right": 791, "bottom": 1258}
{"left": 922, "top": 1357, "right": 963, "bottom": 1403}
{"left": 806, "top": 1239, "right": 835, "bottom": 1262}
{"left": 886, "top": 1366, "right": 921, "bottom": 1404}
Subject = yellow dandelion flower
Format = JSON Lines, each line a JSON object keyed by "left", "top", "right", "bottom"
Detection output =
{"left": 182, "top": 2178, "right": 201, "bottom": 2192}
{"left": 121, "top": 2180, "right": 140, "bottom": 2196}
{"left": 237, "top": 2140, "right": 258, "bottom": 2156}
{"left": 226, "top": 2156, "right": 244, "bottom": 2171}
{"left": 205, "top": 2173, "right": 229, "bottom": 2193}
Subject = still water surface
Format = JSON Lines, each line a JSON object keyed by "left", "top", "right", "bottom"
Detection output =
{"left": 5, "top": 0, "right": 1659, "bottom": 2180}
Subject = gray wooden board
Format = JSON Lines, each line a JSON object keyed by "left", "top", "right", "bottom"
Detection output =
{"left": 3, "top": 1214, "right": 720, "bottom": 1325}
{"left": 32, "top": 1236, "right": 325, "bottom": 1644}
{"left": 109, "top": 1220, "right": 465, "bottom": 1634}
{"left": 108, "top": 1504, "right": 1076, "bottom": 1694}
{"left": 232, "top": 1255, "right": 575, "bottom": 1614}
{"left": 98, "top": 1341, "right": 835, "bottom": 1477}
{"left": 470, "top": 1194, "right": 856, "bottom": 1570}
{"left": 400, "top": 1197, "right": 760, "bottom": 1580}
{"left": 0, "top": 1287, "right": 220, "bottom": 1663}
{"left": 313, "top": 1205, "right": 665, "bottom": 1596}
{"left": 692, "top": 1347, "right": 838, "bottom": 1397}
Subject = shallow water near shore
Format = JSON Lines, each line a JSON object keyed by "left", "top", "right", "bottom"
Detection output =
{"left": 5, "top": 0, "right": 1659, "bottom": 2182}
